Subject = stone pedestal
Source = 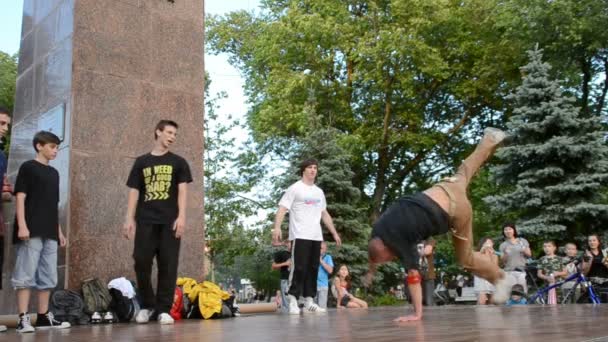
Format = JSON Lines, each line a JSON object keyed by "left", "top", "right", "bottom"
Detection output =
{"left": 1, "top": 0, "right": 205, "bottom": 314}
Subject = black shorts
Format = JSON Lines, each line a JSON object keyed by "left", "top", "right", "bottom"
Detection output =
{"left": 340, "top": 296, "right": 351, "bottom": 307}
{"left": 371, "top": 193, "right": 448, "bottom": 271}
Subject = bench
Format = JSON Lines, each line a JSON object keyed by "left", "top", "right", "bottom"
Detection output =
{"left": 454, "top": 287, "right": 477, "bottom": 304}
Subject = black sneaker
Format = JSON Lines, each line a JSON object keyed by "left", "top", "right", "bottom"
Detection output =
{"left": 35, "top": 312, "right": 71, "bottom": 330}
{"left": 16, "top": 313, "right": 35, "bottom": 333}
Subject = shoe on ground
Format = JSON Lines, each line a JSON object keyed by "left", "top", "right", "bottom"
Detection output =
{"left": 288, "top": 295, "right": 300, "bottom": 315}
{"left": 103, "top": 311, "right": 114, "bottom": 323}
{"left": 0, "top": 324, "right": 7, "bottom": 332}
{"left": 493, "top": 274, "right": 514, "bottom": 304}
{"left": 303, "top": 297, "right": 326, "bottom": 314}
{"left": 158, "top": 313, "right": 174, "bottom": 325}
{"left": 36, "top": 311, "right": 71, "bottom": 330}
{"left": 16, "top": 313, "right": 35, "bottom": 333}
{"left": 136, "top": 309, "right": 152, "bottom": 324}
{"left": 91, "top": 311, "right": 102, "bottom": 324}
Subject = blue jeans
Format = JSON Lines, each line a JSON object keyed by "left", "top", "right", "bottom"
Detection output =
{"left": 11, "top": 238, "right": 58, "bottom": 290}
{"left": 280, "top": 279, "right": 289, "bottom": 311}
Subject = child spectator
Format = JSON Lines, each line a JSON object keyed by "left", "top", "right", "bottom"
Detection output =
{"left": 333, "top": 265, "right": 368, "bottom": 309}
{"left": 506, "top": 284, "right": 528, "bottom": 305}
{"left": 272, "top": 240, "right": 291, "bottom": 312}
{"left": 12, "top": 131, "right": 69, "bottom": 333}
{"left": 316, "top": 242, "right": 334, "bottom": 309}
{"left": 537, "top": 240, "right": 567, "bottom": 304}
{"left": 562, "top": 243, "right": 579, "bottom": 303}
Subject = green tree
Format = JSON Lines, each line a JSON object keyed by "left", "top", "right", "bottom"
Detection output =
{"left": 206, "top": 0, "right": 528, "bottom": 222}
{"left": 0, "top": 51, "right": 17, "bottom": 111}
{"left": 0, "top": 51, "right": 17, "bottom": 153}
{"left": 204, "top": 75, "right": 265, "bottom": 278}
{"left": 494, "top": 0, "right": 608, "bottom": 116}
{"left": 486, "top": 48, "right": 608, "bottom": 238}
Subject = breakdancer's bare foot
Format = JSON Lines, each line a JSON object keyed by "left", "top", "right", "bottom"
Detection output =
{"left": 394, "top": 315, "right": 422, "bottom": 322}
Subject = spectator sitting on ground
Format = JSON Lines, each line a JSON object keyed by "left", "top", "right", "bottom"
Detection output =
{"left": 333, "top": 265, "right": 368, "bottom": 309}
{"left": 506, "top": 284, "right": 527, "bottom": 306}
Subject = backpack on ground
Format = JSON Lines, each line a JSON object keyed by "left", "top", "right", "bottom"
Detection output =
{"left": 109, "top": 288, "right": 139, "bottom": 322}
{"left": 49, "top": 289, "right": 90, "bottom": 325}
{"left": 82, "top": 278, "right": 112, "bottom": 315}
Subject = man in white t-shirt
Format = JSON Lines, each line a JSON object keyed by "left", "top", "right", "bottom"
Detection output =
{"left": 272, "top": 159, "right": 342, "bottom": 314}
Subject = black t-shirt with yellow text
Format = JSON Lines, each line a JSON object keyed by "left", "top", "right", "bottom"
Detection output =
{"left": 126, "top": 152, "right": 192, "bottom": 224}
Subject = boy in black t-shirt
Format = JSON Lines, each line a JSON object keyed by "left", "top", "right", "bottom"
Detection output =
{"left": 123, "top": 120, "right": 192, "bottom": 325}
{"left": 272, "top": 241, "right": 292, "bottom": 312}
{"left": 12, "top": 131, "right": 70, "bottom": 333}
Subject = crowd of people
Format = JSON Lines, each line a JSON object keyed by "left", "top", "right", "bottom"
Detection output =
{"left": 1, "top": 107, "right": 605, "bottom": 335}
{"left": 271, "top": 127, "right": 608, "bottom": 322}
{"left": 476, "top": 225, "right": 608, "bottom": 306}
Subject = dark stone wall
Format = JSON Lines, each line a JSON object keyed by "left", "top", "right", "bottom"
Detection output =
{"left": 1, "top": 0, "right": 205, "bottom": 314}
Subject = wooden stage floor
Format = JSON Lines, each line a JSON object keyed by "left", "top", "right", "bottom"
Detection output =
{"left": 1, "top": 305, "right": 608, "bottom": 341}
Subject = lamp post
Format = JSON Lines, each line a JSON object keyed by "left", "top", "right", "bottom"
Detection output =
{"left": 205, "top": 245, "right": 215, "bottom": 283}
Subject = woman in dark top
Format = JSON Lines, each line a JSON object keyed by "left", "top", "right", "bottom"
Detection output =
{"left": 582, "top": 234, "right": 608, "bottom": 281}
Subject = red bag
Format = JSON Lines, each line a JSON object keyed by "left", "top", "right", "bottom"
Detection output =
{"left": 170, "top": 287, "right": 184, "bottom": 320}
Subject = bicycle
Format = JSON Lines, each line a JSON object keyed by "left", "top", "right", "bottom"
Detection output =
{"left": 528, "top": 259, "right": 600, "bottom": 305}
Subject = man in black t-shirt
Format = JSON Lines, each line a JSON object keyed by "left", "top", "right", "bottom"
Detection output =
{"left": 365, "top": 128, "right": 512, "bottom": 322}
{"left": 12, "top": 131, "right": 70, "bottom": 333}
{"left": 123, "top": 120, "right": 192, "bottom": 325}
{"left": 272, "top": 241, "right": 292, "bottom": 312}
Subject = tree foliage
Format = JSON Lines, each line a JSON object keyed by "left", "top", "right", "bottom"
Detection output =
{"left": 205, "top": 0, "right": 608, "bottom": 289}
{"left": 487, "top": 48, "right": 608, "bottom": 239}
{"left": 0, "top": 51, "right": 17, "bottom": 153}
{"left": 207, "top": 0, "right": 608, "bottom": 226}
{"left": 204, "top": 74, "right": 266, "bottom": 271}
{"left": 0, "top": 51, "right": 17, "bottom": 112}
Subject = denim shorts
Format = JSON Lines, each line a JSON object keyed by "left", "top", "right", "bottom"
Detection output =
{"left": 11, "top": 237, "right": 58, "bottom": 290}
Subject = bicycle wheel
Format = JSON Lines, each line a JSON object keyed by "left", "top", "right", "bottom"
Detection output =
{"left": 560, "top": 286, "right": 577, "bottom": 304}
{"left": 528, "top": 289, "right": 547, "bottom": 305}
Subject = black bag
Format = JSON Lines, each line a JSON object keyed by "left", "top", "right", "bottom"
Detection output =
{"left": 49, "top": 290, "right": 90, "bottom": 325}
{"left": 109, "top": 288, "right": 138, "bottom": 322}
{"left": 186, "top": 298, "right": 203, "bottom": 319}
{"left": 82, "top": 278, "right": 112, "bottom": 315}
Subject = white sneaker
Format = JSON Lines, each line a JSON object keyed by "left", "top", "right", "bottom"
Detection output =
{"left": 16, "top": 313, "right": 35, "bottom": 333}
{"left": 483, "top": 127, "right": 507, "bottom": 145}
{"left": 288, "top": 295, "right": 300, "bottom": 315}
{"left": 135, "top": 309, "right": 152, "bottom": 324}
{"left": 493, "top": 274, "right": 514, "bottom": 304}
{"left": 91, "top": 311, "right": 102, "bottom": 324}
{"left": 35, "top": 312, "right": 71, "bottom": 330}
{"left": 158, "top": 313, "right": 174, "bottom": 325}
{"left": 0, "top": 324, "right": 7, "bottom": 332}
{"left": 103, "top": 312, "right": 114, "bottom": 323}
{"left": 303, "top": 297, "right": 326, "bottom": 314}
